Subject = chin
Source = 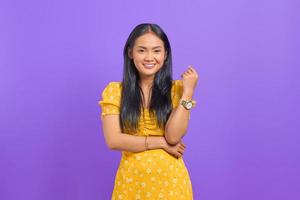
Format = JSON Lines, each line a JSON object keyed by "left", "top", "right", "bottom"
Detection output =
{"left": 136, "top": 65, "right": 163, "bottom": 78}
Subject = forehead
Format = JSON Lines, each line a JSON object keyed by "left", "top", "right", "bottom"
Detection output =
{"left": 134, "top": 32, "right": 164, "bottom": 48}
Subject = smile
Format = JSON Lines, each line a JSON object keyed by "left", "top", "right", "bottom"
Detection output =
{"left": 143, "top": 64, "right": 156, "bottom": 69}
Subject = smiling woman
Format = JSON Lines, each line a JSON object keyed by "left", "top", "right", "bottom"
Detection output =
{"left": 128, "top": 33, "right": 167, "bottom": 80}
{"left": 99, "top": 23, "right": 198, "bottom": 199}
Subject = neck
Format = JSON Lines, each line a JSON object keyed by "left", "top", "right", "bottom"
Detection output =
{"left": 139, "top": 76, "right": 154, "bottom": 89}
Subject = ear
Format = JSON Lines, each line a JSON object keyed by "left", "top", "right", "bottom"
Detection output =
{"left": 128, "top": 48, "right": 133, "bottom": 59}
{"left": 164, "top": 51, "right": 168, "bottom": 60}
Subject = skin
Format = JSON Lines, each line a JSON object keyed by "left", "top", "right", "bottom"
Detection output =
{"left": 128, "top": 32, "right": 167, "bottom": 107}
{"left": 101, "top": 31, "right": 198, "bottom": 158}
{"left": 164, "top": 65, "right": 198, "bottom": 144}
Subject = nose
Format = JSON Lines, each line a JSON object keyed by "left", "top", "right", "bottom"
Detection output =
{"left": 145, "top": 52, "right": 154, "bottom": 61}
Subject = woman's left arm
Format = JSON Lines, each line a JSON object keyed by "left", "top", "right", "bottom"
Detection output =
{"left": 164, "top": 66, "right": 199, "bottom": 145}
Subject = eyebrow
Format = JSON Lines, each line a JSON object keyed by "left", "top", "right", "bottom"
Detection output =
{"left": 137, "top": 46, "right": 162, "bottom": 49}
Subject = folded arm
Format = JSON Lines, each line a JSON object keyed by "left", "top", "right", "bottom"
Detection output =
{"left": 101, "top": 115, "right": 185, "bottom": 158}
{"left": 164, "top": 93, "right": 193, "bottom": 145}
{"left": 102, "top": 115, "right": 166, "bottom": 152}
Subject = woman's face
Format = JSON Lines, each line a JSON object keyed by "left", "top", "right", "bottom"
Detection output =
{"left": 129, "top": 32, "right": 167, "bottom": 79}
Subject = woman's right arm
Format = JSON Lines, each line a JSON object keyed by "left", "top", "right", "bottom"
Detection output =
{"left": 102, "top": 115, "right": 185, "bottom": 157}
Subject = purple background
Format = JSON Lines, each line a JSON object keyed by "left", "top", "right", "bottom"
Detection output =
{"left": 1, "top": 0, "right": 300, "bottom": 199}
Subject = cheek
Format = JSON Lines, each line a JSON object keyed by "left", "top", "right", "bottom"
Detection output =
{"left": 132, "top": 56, "right": 143, "bottom": 67}
{"left": 132, "top": 52, "right": 143, "bottom": 60}
{"left": 157, "top": 54, "right": 166, "bottom": 63}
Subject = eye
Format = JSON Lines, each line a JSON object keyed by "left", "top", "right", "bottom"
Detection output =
{"left": 154, "top": 50, "right": 161, "bottom": 53}
{"left": 138, "top": 49, "right": 145, "bottom": 53}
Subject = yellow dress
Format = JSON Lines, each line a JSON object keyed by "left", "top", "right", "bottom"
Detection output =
{"left": 99, "top": 80, "right": 193, "bottom": 200}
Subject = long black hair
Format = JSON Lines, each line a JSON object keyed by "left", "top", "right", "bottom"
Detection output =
{"left": 120, "top": 23, "right": 173, "bottom": 132}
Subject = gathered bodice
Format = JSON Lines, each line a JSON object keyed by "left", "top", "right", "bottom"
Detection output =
{"left": 99, "top": 80, "right": 185, "bottom": 136}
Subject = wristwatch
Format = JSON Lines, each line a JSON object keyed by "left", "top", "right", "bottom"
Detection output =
{"left": 180, "top": 99, "right": 195, "bottom": 110}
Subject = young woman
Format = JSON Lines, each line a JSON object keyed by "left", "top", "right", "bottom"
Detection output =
{"left": 99, "top": 23, "right": 198, "bottom": 200}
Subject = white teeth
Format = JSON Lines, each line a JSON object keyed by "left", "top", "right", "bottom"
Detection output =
{"left": 144, "top": 64, "right": 155, "bottom": 67}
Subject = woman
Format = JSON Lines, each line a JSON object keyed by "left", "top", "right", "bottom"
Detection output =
{"left": 99, "top": 23, "right": 198, "bottom": 199}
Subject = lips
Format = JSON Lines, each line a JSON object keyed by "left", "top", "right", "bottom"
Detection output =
{"left": 143, "top": 63, "right": 156, "bottom": 69}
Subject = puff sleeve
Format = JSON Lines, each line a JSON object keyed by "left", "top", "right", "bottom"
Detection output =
{"left": 171, "top": 80, "right": 184, "bottom": 109}
{"left": 171, "top": 80, "right": 195, "bottom": 121}
{"left": 98, "top": 82, "right": 122, "bottom": 117}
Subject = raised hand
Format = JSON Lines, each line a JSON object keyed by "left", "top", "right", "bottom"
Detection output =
{"left": 181, "top": 65, "right": 199, "bottom": 97}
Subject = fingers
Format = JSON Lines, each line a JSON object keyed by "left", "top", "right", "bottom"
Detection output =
{"left": 170, "top": 148, "right": 184, "bottom": 159}
{"left": 173, "top": 147, "right": 186, "bottom": 158}
{"left": 169, "top": 150, "right": 182, "bottom": 159}
{"left": 180, "top": 142, "right": 186, "bottom": 148}
{"left": 177, "top": 153, "right": 182, "bottom": 158}
{"left": 185, "top": 68, "right": 193, "bottom": 75}
{"left": 166, "top": 141, "right": 187, "bottom": 159}
{"left": 177, "top": 143, "right": 186, "bottom": 158}
{"left": 179, "top": 145, "right": 185, "bottom": 152}
{"left": 181, "top": 72, "right": 189, "bottom": 78}
{"left": 187, "top": 66, "right": 198, "bottom": 76}
{"left": 182, "top": 70, "right": 192, "bottom": 77}
{"left": 188, "top": 65, "right": 197, "bottom": 73}
{"left": 188, "top": 66, "right": 195, "bottom": 73}
{"left": 178, "top": 148, "right": 185, "bottom": 155}
{"left": 181, "top": 65, "right": 198, "bottom": 78}
{"left": 174, "top": 151, "right": 182, "bottom": 159}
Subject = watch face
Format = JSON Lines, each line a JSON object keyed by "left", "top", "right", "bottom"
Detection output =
{"left": 186, "top": 102, "right": 193, "bottom": 109}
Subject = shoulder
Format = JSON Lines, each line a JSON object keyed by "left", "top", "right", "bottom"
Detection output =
{"left": 101, "top": 81, "right": 122, "bottom": 98}
{"left": 172, "top": 79, "right": 183, "bottom": 87}
{"left": 171, "top": 80, "right": 183, "bottom": 94}
{"left": 99, "top": 82, "right": 122, "bottom": 115}
{"left": 171, "top": 80, "right": 183, "bottom": 108}
{"left": 103, "top": 81, "right": 122, "bottom": 90}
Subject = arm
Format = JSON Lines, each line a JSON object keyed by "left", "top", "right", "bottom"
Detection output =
{"left": 102, "top": 114, "right": 166, "bottom": 152}
{"left": 164, "top": 93, "right": 193, "bottom": 145}
{"left": 102, "top": 115, "right": 186, "bottom": 158}
{"left": 165, "top": 66, "right": 198, "bottom": 145}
